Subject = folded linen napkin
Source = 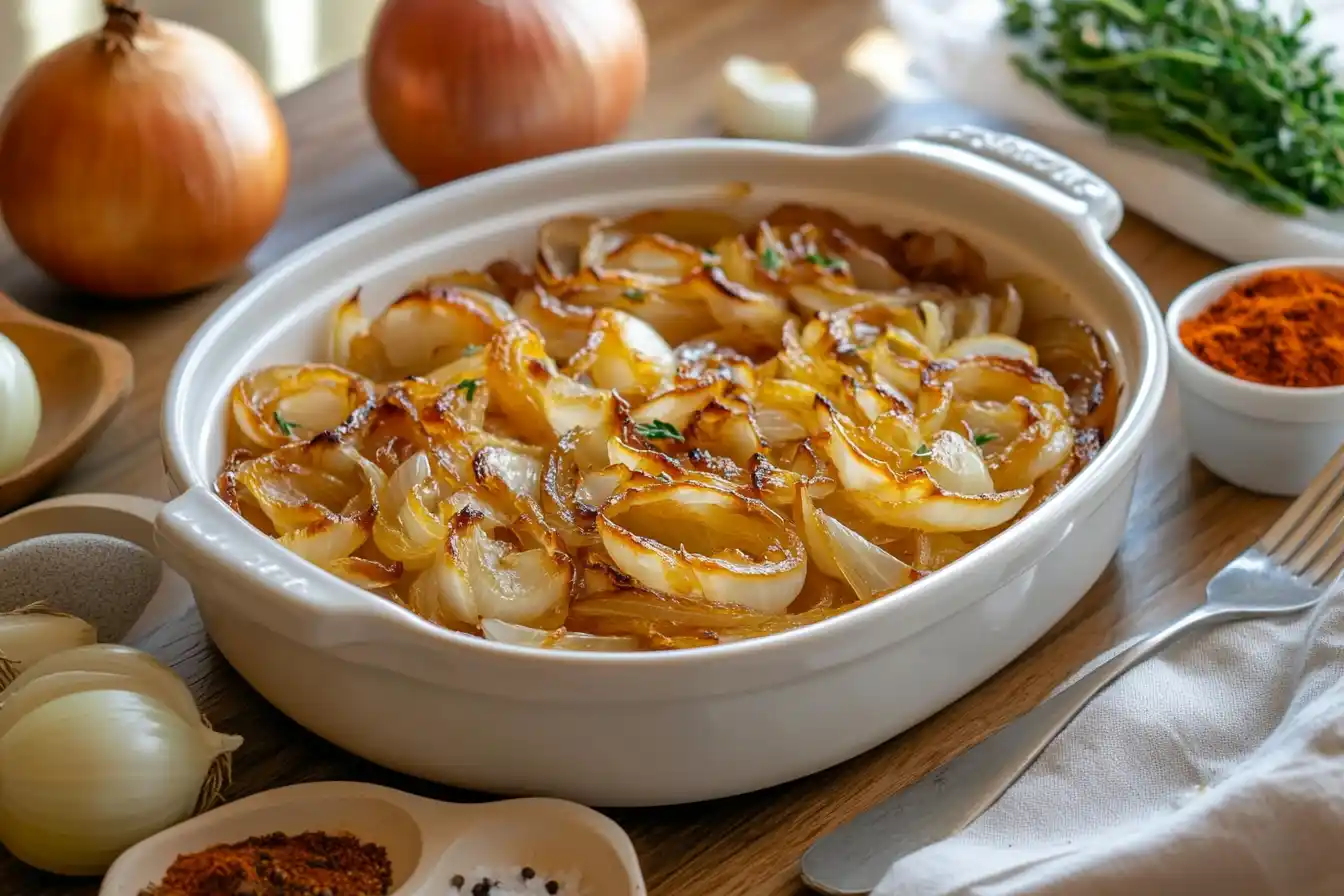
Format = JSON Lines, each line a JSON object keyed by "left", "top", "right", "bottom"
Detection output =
{"left": 874, "top": 581, "right": 1344, "bottom": 896}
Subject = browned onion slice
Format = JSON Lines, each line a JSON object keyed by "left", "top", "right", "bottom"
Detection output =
{"left": 598, "top": 481, "right": 806, "bottom": 613}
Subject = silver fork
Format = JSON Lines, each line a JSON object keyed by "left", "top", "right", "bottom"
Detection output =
{"left": 800, "top": 444, "right": 1344, "bottom": 896}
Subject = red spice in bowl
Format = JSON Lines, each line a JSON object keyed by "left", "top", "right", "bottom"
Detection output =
{"left": 139, "top": 830, "right": 392, "bottom": 896}
{"left": 1177, "top": 268, "right": 1344, "bottom": 388}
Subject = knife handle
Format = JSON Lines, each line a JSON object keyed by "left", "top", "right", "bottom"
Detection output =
{"left": 799, "top": 608, "right": 1232, "bottom": 895}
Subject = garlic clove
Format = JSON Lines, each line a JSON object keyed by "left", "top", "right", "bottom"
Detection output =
{"left": 716, "top": 55, "right": 817, "bottom": 142}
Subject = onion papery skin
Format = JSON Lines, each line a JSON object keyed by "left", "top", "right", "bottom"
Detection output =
{"left": 364, "top": 0, "right": 649, "bottom": 188}
{"left": 0, "top": 6, "right": 290, "bottom": 299}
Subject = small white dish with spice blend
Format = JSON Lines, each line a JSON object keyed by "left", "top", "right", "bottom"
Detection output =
{"left": 100, "top": 780, "right": 645, "bottom": 896}
{"left": 1166, "top": 258, "right": 1344, "bottom": 497}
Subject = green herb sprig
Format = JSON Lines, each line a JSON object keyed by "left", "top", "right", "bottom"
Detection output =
{"left": 1004, "top": 0, "right": 1344, "bottom": 215}
{"left": 273, "top": 412, "right": 298, "bottom": 437}
{"left": 456, "top": 378, "right": 481, "bottom": 402}
{"left": 635, "top": 419, "right": 684, "bottom": 442}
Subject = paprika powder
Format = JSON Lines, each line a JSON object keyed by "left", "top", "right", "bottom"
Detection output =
{"left": 140, "top": 830, "right": 393, "bottom": 896}
{"left": 1178, "top": 268, "right": 1344, "bottom": 388}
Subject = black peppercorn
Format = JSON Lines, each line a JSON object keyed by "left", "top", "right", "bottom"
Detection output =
{"left": 521, "top": 867, "right": 536, "bottom": 880}
{"left": 546, "top": 881, "right": 560, "bottom": 895}
{"left": 472, "top": 878, "right": 494, "bottom": 896}
{"left": 451, "top": 874, "right": 466, "bottom": 889}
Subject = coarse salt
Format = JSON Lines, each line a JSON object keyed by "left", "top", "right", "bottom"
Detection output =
{"left": 448, "top": 865, "right": 585, "bottom": 896}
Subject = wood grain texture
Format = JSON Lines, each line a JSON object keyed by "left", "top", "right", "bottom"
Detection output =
{"left": 0, "top": 0, "right": 1287, "bottom": 893}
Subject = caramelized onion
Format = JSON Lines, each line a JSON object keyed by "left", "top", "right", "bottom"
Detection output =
{"left": 217, "top": 205, "right": 1121, "bottom": 651}
{"left": 598, "top": 482, "right": 806, "bottom": 613}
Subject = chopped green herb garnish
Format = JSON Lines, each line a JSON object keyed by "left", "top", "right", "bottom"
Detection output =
{"left": 623, "top": 288, "right": 647, "bottom": 302}
{"left": 804, "top": 252, "right": 843, "bottom": 270}
{"left": 913, "top": 443, "right": 932, "bottom": 458}
{"left": 974, "top": 432, "right": 1000, "bottom": 446}
{"left": 456, "top": 378, "right": 481, "bottom": 401}
{"left": 760, "top": 247, "right": 783, "bottom": 272}
{"left": 460, "top": 343, "right": 481, "bottom": 357}
{"left": 635, "top": 419, "right": 684, "bottom": 442}
{"left": 273, "top": 412, "right": 297, "bottom": 437}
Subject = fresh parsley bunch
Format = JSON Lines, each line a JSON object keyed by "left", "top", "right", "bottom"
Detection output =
{"left": 1004, "top": 0, "right": 1344, "bottom": 215}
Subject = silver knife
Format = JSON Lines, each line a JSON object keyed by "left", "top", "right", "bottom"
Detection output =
{"left": 799, "top": 644, "right": 1141, "bottom": 894}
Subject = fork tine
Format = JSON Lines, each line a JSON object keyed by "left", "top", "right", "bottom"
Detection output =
{"left": 1320, "top": 540, "right": 1344, "bottom": 587}
{"left": 1304, "top": 522, "right": 1344, "bottom": 586}
{"left": 1258, "top": 443, "right": 1344, "bottom": 555}
{"left": 1272, "top": 487, "right": 1344, "bottom": 572}
{"left": 1287, "top": 497, "right": 1344, "bottom": 584}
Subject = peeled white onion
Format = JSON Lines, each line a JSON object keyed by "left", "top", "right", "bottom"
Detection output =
{"left": 717, "top": 55, "right": 817, "bottom": 142}
{"left": 365, "top": 0, "right": 649, "bottom": 188}
{"left": 0, "top": 2, "right": 290, "bottom": 298}
{"left": 0, "top": 689, "right": 242, "bottom": 875}
{"left": 0, "top": 334, "right": 41, "bottom": 477}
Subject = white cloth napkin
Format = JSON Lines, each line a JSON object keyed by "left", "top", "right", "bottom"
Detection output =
{"left": 874, "top": 582, "right": 1344, "bottom": 896}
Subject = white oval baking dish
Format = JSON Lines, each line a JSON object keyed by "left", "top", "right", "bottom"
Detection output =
{"left": 156, "top": 126, "right": 1167, "bottom": 807}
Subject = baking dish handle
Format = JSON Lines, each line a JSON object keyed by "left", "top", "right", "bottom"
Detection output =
{"left": 896, "top": 125, "right": 1125, "bottom": 241}
{"left": 154, "top": 486, "right": 404, "bottom": 645}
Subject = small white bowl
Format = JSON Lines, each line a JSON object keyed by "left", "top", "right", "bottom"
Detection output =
{"left": 1166, "top": 258, "right": 1344, "bottom": 497}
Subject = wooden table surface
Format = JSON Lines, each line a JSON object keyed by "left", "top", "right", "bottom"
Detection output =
{"left": 0, "top": 0, "right": 1288, "bottom": 893}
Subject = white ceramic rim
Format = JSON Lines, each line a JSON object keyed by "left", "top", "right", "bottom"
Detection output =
{"left": 1165, "top": 257, "right": 1344, "bottom": 421}
{"left": 161, "top": 137, "right": 1168, "bottom": 668}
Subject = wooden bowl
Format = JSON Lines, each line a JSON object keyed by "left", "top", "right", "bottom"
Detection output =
{"left": 0, "top": 293, "right": 133, "bottom": 513}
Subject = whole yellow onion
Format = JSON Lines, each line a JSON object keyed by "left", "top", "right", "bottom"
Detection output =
{"left": 365, "top": 0, "right": 649, "bottom": 189}
{"left": 0, "top": 2, "right": 290, "bottom": 299}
